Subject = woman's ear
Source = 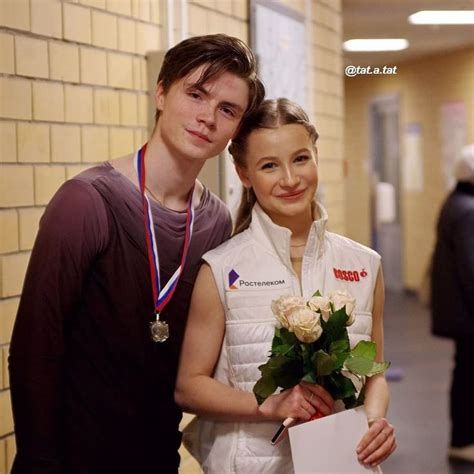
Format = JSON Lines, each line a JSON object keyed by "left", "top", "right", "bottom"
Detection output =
{"left": 235, "top": 165, "right": 251, "bottom": 188}
{"left": 155, "top": 81, "right": 165, "bottom": 111}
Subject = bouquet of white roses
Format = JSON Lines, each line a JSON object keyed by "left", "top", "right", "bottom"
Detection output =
{"left": 253, "top": 290, "right": 390, "bottom": 411}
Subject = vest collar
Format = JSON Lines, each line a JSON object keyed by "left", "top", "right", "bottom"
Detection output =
{"left": 248, "top": 202, "right": 328, "bottom": 266}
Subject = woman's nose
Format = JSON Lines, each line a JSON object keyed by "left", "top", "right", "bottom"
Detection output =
{"left": 280, "top": 167, "right": 301, "bottom": 187}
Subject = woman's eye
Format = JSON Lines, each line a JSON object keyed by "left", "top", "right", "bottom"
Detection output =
{"left": 261, "top": 162, "right": 276, "bottom": 170}
{"left": 295, "top": 155, "right": 310, "bottom": 163}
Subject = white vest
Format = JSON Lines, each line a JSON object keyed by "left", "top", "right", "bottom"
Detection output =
{"left": 184, "top": 204, "right": 381, "bottom": 474}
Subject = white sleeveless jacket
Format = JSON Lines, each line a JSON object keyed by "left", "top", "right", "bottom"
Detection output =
{"left": 183, "top": 203, "right": 381, "bottom": 474}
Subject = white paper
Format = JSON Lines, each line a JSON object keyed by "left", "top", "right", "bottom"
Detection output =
{"left": 402, "top": 123, "right": 424, "bottom": 192}
{"left": 289, "top": 406, "right": 378, "bottom": 473}
{"left": 375, "top": 182, "right": 396, "bottom": 224}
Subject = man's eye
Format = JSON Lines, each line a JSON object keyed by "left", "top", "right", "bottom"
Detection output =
{"left": 189, "top": 91, "right": 201, "bottom": 99}
{"left": 221, "top": 107, "right": 235, "bottom": 117}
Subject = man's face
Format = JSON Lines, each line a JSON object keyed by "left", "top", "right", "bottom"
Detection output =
{"left": 155, "top": 65, "right": 250, "bottom": 162}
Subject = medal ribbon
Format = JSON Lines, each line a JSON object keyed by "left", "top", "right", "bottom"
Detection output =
{"left": 135, "top": 143, "right": 196, "bottom": 317}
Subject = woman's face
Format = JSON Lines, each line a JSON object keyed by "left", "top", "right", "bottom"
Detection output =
{"left": 237, "top": 123, "right": 318, "bottom": 225}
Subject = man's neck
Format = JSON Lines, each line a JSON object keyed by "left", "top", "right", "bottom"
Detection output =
{"left": 144, "top": 132, "right": 206, "bottom": 210}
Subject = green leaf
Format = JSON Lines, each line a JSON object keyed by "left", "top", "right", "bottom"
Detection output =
{"left": 302, "top": 371, "right": 316, "bottom": 383}
{"left": 333, "top": 350, "right": 350, "bottom": 370}
{"left": 271, "top": 329, "right": 283, "bottom": 350}
{"left": 330, "top": 338, "right": 350, "bottom": 354}
{"left": 272, "top": 343, "right": 296, "bottom": 357}
{"left": 273, "top": 359, "right": 304, "bottom": 389}
{"left": 342, "top": 394, "right": 357, "bottom": 409}
{"left": 322, "top": 308, "right": 349, "bottom": 345}
{"left": 351, "top": 340, "right": 377, "bottom": 360}
{"left": 301, "top": 343, "right": 314, "bottom": 371}
{"left": 345, "top": 357, "right": 390, "bottom": 376}
{"left": 253, "top": 375, "right": 278, "bottom": 405}
{"left": 312, "top": 350, "right": 337, "bottom": 376}
{"left": 344, "top": 356, "right": 372, "bottom": 375}
{"left": 267, "top": 354, "right": 291, "bottom": 371}
{"left": 366, "top": 361, "right": 391, "bottom": 376}
{"left": 279, "top": 327, "right": 298, "bottom": 346}
{"left": 326, "top": 373, "right": 357, "bottom": 400}
{"left": 355, "top": 384, "right": 366, "bottom": 406}
{"left": 312, "top": 290, "right": 322, "bottom": 297}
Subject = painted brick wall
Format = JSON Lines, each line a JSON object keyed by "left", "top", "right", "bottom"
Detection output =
{"left": 0, "top": 0, "right": 159, "bottom": 469}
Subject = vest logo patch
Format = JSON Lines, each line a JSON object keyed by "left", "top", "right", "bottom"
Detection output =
{"left": 228, "top": 269, "right": 286, "bottom": 290}
{"left": 228, "top": 269, "right": 239, "bottom": 290}
{"left": 333, "top": 267, "right": 368, "bottom": 282}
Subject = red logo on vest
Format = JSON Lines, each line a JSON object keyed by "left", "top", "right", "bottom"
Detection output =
{"left": 333, "top": 268, "right": 368, "bottom": 282}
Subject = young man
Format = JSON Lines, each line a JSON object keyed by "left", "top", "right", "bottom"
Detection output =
{"left": 9, "top": 34, "right": 265, "bottom": 474}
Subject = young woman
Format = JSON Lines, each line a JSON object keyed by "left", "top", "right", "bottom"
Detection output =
{"left": 175, "top": 99, "right": 396, "bottom": 473}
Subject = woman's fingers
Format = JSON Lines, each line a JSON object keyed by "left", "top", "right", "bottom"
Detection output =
{"left": 300, "top": 382, "right": 334, "bottom": 415}
{"left": 357, "top": 418, "right": 396, "bottom": 466}
{"left": 361, "top": 436, "right": 396, "bottom": 466}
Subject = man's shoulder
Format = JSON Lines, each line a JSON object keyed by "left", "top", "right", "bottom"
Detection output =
{"left": 72, "top": 162, "right": 114, "bottom": 186}
{"left": 200, "top": 187, "right": 232, "bottom": 223}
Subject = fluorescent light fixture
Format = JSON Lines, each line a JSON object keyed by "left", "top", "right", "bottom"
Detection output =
{"left": 409, "top": 10, "right": 474, "bottom": 24}
{"left": 343, "top": 39, "right": 409, "bottom": 52}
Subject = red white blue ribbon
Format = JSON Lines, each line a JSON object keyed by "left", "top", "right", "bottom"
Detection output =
{"left": 135, "top": 143, "right": 195, "bottom": 317}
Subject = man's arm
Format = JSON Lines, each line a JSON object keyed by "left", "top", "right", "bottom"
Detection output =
{"left": 9, "top": 179, "right": 108, "bottom": 474}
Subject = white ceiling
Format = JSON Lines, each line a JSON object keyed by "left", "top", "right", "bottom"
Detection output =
{"left": 342, "top": 0, "right": 474, "bottom": 66}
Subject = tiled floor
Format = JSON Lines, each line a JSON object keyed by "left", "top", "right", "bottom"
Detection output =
{"left": 179, "top": 291, "right": 474, "bottom": 473}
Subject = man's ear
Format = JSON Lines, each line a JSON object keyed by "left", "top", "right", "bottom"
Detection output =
{"left": 155, "top": 81, "right": 165, "bottom": 111}
{"left": 235, "top": 165, "right": 251, "bottom": 188}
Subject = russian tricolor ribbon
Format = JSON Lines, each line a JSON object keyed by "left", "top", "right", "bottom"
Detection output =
{"left": 134, "top": 143, "right": 195, "bottom": 318}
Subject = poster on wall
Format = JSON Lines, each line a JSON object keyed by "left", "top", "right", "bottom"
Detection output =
{"left": 440, "top": 102, "right": 466, "bottom": 190}
{"left": 251, "top": 0, "right": 306, "bottom": 105}
{"left": 402, "top": 123, "right": 424, "bottom": 192}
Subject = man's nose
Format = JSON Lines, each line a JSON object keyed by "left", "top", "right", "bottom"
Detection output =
{"left": 196, "top": 104, "right": 216, "bottom": 128}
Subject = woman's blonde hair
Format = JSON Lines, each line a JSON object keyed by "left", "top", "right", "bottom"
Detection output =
{"left": 229, "top": 98, "right": 319, "bottom": 235}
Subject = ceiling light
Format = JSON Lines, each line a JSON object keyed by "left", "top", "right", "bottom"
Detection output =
{"left": 343, "top": 39, "right": 409, "bottom": 52}
{"left": 408, "top": 10, "right": 474, "bottom": 24}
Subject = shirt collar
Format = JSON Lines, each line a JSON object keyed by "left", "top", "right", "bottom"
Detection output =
{"left": 248, "top": 202, "right": 328, "bottom": 265}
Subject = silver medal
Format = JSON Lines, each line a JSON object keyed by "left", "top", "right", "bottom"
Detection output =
{"left": 150, "top": 319, "right": 169, "bottom": 342}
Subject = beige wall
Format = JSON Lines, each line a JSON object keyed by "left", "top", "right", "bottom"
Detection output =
{"left": 345, "top": 47, "right": 474, "bottom": 290}
{"left": 0, "top": 0, "right": 344, "bottom": 471}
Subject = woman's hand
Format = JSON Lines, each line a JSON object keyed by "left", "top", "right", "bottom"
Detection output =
{"left": 356, "top": 418, "right": 396, "bottom": 467}
{"left": 258, "top": 382, "right": 334, "bottom": 422}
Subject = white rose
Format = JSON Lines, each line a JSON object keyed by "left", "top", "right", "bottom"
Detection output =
{"left": 287, "top": 307, "right": 323, "bottom": 343}
{"left": 329, "top": 289, "right": 356, "bottom": 326}
{"left": 271, "top": 296, "right": 306, "bottom": 329}
{"left": 308, "top": 296, "right": 331, "bottom": 321}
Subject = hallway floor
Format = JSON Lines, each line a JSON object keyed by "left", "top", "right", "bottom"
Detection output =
{"left": 382, "top": 291, "right": 473, "bottom": 474}
{"left": 179, "top": 291, "right": 474, "bottom": 473}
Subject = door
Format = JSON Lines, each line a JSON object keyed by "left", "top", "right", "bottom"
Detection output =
{"left": 369, "top": 94, "right": 402, "bottom": 291}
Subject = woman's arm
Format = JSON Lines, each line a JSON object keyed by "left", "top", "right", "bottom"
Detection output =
{"left": 356, "top": 267, "right": 397, "bottom": 466}
{"left": 175, "top": 264, "right": 333, "bottom": 422}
